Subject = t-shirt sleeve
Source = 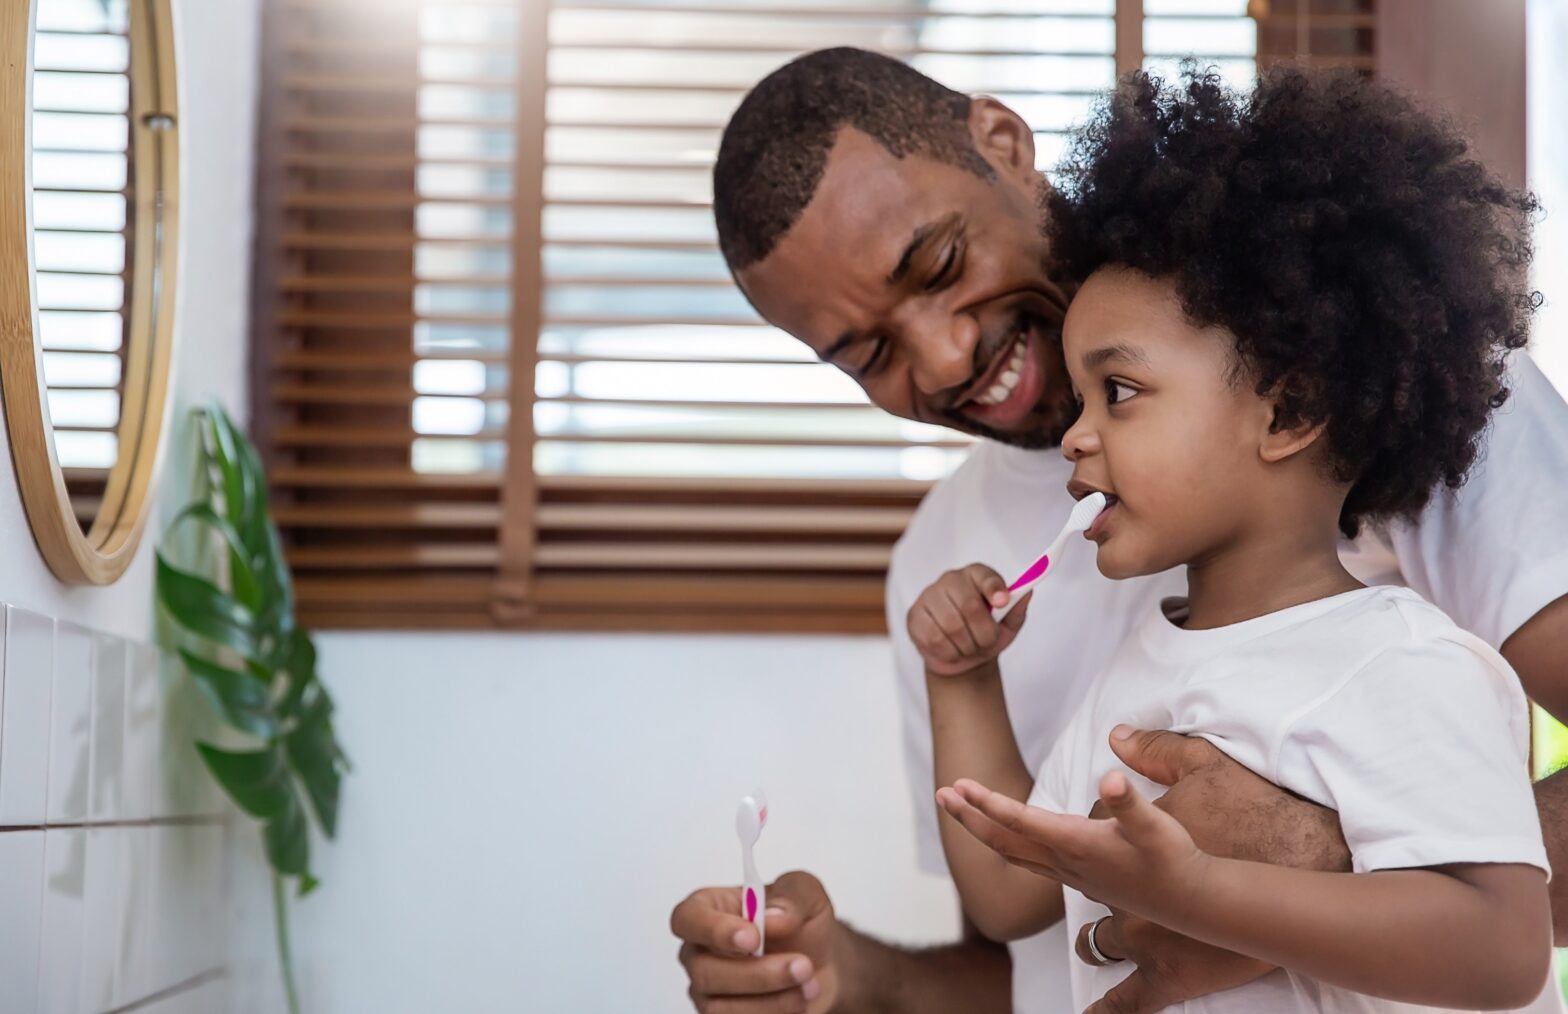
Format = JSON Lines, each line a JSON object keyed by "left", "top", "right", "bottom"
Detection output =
{"left": 1275, "top": 632, "right": 1547, "bottom": 875}
{"left": 886, "top": 545, "right": 952, "bottom": 878}
{"left": 1386, "top": 354, "right": 1568, "bottom": 650}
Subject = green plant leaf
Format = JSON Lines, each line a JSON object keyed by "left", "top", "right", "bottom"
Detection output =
{"left": 170, "top": 503, "right": 263, "bottom": 612}
{"left": 196, "top": 742, "right": 292, "bottom": 819}
{"left": 286, "top": 689, "right": 342, "bottom": 837}
{"left": 179, "top": 648, "right": 277, "bottom": 738}
{"left": 263, "top": 789, "right": 310, "bottom": 878}
{"left": 206, "top": 401, "right": 259, "bottom": 540}
{"left": 276, "top": 630, "right": 317, "bottom": 721}
{"left": 156, "top": 553, "right": 263, "bottom": 662}
{"left": 297, "top": 873, "right": 321, "bottom": 898}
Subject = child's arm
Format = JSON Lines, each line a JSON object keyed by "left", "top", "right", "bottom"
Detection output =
{"left": 908, "top": 564, "right": 1064, "bottom": 941}
{"left": 942, "top": 773, "right": 1552, "bottom": 1010}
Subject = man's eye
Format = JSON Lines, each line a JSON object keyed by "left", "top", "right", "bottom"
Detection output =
{"left": 926, "top": 244, "right": 961, "bottom": 291}
{"left": 1105, "top": 379, "right": 1139, "bottom": 405}
{"left": 861, "top": 336, "right": 890, "bottom": 375}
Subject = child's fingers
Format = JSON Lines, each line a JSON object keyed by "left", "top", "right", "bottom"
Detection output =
{"left": 942, "top": 584, "right": 999, "bottom": 653}
{"left": 999, "top": 589, "right": 1033, "bottom": 635}
{"left": 1098, "top": 771, "right": 1172, "bottom": 847}
{"left": 925, "top": 590, "right": 980, "bottom": 656}
{"left": 909, "top": 605, "right": 965, "bottom": 665}
{"left": 963, "top": 563, "right": 1012, "bottom": 611}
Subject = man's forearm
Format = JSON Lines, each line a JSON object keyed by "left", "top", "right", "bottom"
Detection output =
{"left": 830, "top": 918, "right": 1011, "bottom": 1014}
{"left": 1533, "top": 766, "right": 1568, "bottom": 940}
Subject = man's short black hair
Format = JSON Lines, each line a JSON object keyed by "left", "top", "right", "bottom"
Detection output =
{"left": 714, "top": 47, "right": 994, "bottom": 271}
{"left": 1047, "top": 66, "right": 1539, "bottom": 537}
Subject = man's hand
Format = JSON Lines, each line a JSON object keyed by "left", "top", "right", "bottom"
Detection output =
{"left": 1109, "top": 726, "right": 1349, "bottom": 868}
{"left": 671, "top": 871, "right": 842, "bottom": 1014}
{"left": 1062, "top": 726, "right": 1351, "bottom": 1014}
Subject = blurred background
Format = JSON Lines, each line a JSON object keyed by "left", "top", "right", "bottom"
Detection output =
{"left": 0, "top": 1, "right": 1564, "bottom": 1012}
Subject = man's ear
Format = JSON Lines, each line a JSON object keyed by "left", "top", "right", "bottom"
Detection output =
{"left": 969, "top": 96, "right": 1036, "bottom": 184}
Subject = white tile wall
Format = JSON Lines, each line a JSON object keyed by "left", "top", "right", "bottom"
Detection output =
{"left": 1, "top": 607, "right": 55, "bottom": 825}
{"left": 0, "top": 604, "right": 230, "bottom": 1014}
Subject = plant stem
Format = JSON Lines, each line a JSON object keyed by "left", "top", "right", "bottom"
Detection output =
{"left": 273, "top": 867, "right": 302, "bottom": 1014}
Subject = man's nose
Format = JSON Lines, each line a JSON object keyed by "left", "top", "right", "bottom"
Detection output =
{"left": 904, "top": 312, "right": 980, "bottom": 397}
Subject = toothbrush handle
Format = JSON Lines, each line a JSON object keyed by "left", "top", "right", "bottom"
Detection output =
{"left": 741, "top": 879, "right": 766, "bottom": 957}
{"left": 998, "top": 533, "right": 1068, "bottom": 618}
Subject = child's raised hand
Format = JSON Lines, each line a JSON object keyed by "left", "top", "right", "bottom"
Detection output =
{"left": 936, "top": 769, "right": 1208, "bottom": 926}
{"left": 907, "top": 563, "right": 1032, "bottom": 677}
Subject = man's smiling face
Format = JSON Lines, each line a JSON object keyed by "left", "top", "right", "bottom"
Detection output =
{"left": 734, "top": 113, "right": 1079, "bottom": 449}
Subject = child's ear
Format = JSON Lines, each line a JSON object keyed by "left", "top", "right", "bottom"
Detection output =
{"left": 1258, "top": 382, "right": 1326, "bottom": 464}
{"left": 968, "top": 97, "right": 1036, "bottom": 184}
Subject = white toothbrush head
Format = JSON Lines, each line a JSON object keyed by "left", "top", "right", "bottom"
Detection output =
{"left": 1065, "top": 491, "right": 1109, "bottom": 534}
{"left": 736, "top": 790, "right": 768, "bottom": 848}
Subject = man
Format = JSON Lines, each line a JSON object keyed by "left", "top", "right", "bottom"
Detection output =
{"left": 670, "top": 48, "right": 1568, "bottom": 1014}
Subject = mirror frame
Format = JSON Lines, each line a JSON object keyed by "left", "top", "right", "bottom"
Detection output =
{"left": 0, "top": 0, "right": 180, "bottom": 584}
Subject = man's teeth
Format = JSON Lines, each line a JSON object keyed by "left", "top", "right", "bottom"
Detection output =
{"left": 974, "top": 337, "right": 1029, "bottom": 407}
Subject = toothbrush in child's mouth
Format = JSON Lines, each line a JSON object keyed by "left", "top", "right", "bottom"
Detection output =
{"left": 736, "top": 790, "right": 768, "bottom": 957}
{"left": 1004, "top": 492, "right": 1109, "bottom": 597}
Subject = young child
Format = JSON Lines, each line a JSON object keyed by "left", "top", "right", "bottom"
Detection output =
{"left": 908, "top": 68, "right": 1551, "bottom": 1012}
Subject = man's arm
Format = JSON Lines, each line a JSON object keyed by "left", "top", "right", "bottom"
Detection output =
{"left": 1502, "top": 593, "right": 1568, "bottom": 939}
{"left": 671, "top": 873, "right": 1011, "bottom": 1014}
{"left": 832, "top": 913, "right": 1012, "bottom": 1014}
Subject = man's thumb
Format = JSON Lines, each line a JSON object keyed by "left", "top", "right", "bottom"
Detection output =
{"left": 1107, "top": 726, "right": 1203, "bottom": 787}
{"left": 1084, "top": 968, "right": 1165, "bottom": 1014}
{"left": 764, "top": 870, "right": 831, "bottom": 938}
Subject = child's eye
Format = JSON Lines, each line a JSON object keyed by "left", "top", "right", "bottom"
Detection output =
{"left": 1105, "top": 378, "right": 1139, "bottom": 405}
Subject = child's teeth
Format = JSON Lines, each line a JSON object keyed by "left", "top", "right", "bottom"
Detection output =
{"left": 1000, "top": 370, "right": 1019, "bottom": 387}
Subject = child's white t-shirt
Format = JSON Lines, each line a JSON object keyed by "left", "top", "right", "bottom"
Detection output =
{"left": 1028, "top": 585, "right": 1551, "bottom": 1013}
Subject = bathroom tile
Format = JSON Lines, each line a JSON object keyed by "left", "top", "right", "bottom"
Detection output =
{"left": 122, "top": 642, "right": 164, "bottom": 821}
{"left": 47, "top": 622, "right": 93, "bottom": 824}
{"left": 116, "top": 826, "right": 166, "bottom": 1008}
{"left": 0, "top": 607, "right": 55, "bottom": 825}
{"left": 158, "top": 651, "right": 224, "bottom": 818}
{"left": 38, "top": 828, "right": 86, "bottom": 1014}
{"left": 159, "top": 823, "right": 226, "bottom": 987}
{"left": 89, "top": 634, "right": 127, "bottom": 823}
{"left": 0, "top": 829, "right": 47, "bottom": 1012}
{"left": 81, "top": 826, "right": 127, "bottom": 1011}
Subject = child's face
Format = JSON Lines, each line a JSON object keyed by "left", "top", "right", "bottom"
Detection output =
{"left": 1059, "top": 268, "right": 1276, "bottom": 580}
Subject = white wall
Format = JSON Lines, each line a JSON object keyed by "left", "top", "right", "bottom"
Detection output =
{"left": 228, "top": 632, "right": 962, "bottom": 1014}
{"left": 1530, "top": 0, "right": 1568, "bottom": 387}
{"left": 0, "top": 0, "right": 260, "bottom": 1011}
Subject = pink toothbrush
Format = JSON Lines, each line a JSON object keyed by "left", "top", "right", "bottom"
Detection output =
{"left": 1002, "top": 492, "right": 1108, "bottom": 604}
{"left": 736, "top": 790, "right": 768, "bottom": 957}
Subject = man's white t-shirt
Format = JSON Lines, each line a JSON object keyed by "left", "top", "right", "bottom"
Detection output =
{"left": 885, "top": 354, "right": 1568, "bottom": 1014}
{"left": 1029, "top": 585, "right": 1548, "bottom": 1012}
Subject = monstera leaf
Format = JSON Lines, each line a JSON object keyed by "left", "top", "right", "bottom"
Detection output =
{"left": 156, "top": 402, "right": 347, "bottom": 1013}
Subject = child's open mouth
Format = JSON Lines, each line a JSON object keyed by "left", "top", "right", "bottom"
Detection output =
{"left": 1085, "top": 494, "right": 1120, "bottom": 541}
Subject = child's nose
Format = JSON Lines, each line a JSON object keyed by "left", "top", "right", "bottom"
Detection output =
{"left": 1061, "top": 413, "right": 1100, "bottom": 461}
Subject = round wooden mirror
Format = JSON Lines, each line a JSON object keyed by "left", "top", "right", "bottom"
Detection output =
{"left": 0, "top": 0, "right": 179, "bottom": 584}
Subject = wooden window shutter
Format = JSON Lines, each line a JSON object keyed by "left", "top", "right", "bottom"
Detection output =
{"left": 252, "top": 0, "right": 1266, "bottom": 633}
{"left": 1249, "top": 0, "right": 1377, "bottom": 73}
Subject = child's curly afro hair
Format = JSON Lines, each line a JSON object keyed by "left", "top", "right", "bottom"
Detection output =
{"left": 1047, "top": 66, "right": 1539, "bottom": 537}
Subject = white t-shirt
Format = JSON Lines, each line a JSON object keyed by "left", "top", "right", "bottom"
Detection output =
{"left": 885, "top": 354, "right": 1568, "bottom": 1014}
{"left": 1028, "top": 585, "right": 1548, "bottom": 1013}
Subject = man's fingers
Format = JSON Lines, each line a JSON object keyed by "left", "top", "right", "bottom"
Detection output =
{"left": 1106, "top": 726, "right": 1218, "bottom": 787}
{"left": 697, "top": 985, "right": 819, "bottom": 1014}
{"left": 1073, "top": 916, "right": 1126, "bottom": 967}
{"left": 671, "top": 887, "right": 759, "bottom": 955}
{"left": 1082, "top": 968, "right": 1166, "bottom": 1014}
{"left": 682, "top": 946, "right": 815, "bottom": 998}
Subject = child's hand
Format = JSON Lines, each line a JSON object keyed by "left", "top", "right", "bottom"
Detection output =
{"left": 907, "top": 564, "right": 1032, "bottom": 677}
{"left": 935, "top": 766, "right": 1209, "bottom": 926}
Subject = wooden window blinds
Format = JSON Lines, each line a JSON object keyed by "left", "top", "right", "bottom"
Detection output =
{"left": 251, "top": 0, "right": 1374, "bottom": 633}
